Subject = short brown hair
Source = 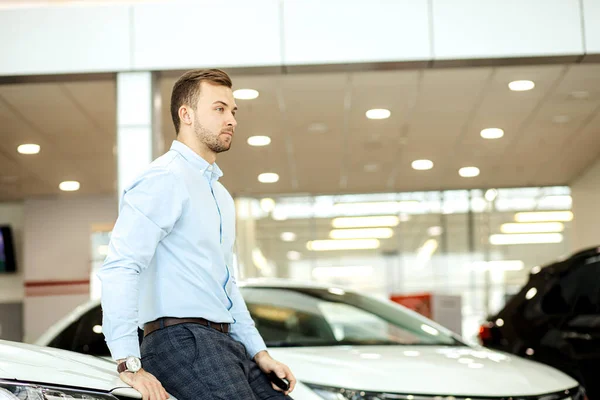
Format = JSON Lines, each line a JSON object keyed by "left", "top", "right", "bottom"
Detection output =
{"left": 170, "top": 69, "right": 233, "bottom": 134}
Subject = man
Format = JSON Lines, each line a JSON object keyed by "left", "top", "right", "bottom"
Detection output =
{"left": 98, "top": 69, "right": 296, "bottom": 400}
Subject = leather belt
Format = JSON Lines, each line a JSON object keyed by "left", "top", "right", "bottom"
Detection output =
{"left": 143, "top": 317, "right": 230, "bottom": 337}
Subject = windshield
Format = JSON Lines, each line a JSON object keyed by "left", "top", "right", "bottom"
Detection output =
{"left": 241, "top": 287, "right": 462, "bottom": 347}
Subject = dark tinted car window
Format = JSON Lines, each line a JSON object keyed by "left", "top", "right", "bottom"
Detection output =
{"left": 542, "top": 260, "right": 600, "bottom": 316}
{"left": 48, "top": 305, "right": 110, "bottom": 357}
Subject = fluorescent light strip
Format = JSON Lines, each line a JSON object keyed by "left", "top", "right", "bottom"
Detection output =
{"left": 489, "top": 233, "right": 563, "bottom": 245}
{"left": 329, "top": 228, "right": 393, "bottom": 239}
{"left": 332, "top": 216, "right": 400, "bottom": 228}
{"left": 333, "top": 201, "right": 419, "bottom": 214}
{"left": 514, "top": 211, "right": 573, "bottom": 222}
{"left": 500, "top": 222, "right": 564, "bottom": 233}
{"left": 306, "top": 239, "right": 380, "bottom": 251}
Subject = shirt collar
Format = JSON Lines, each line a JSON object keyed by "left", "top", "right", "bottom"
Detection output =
{"left": 170, "top": 140, "right": 223, "bottom": 180}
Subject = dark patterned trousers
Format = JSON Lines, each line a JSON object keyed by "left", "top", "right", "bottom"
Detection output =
{"left": 141, "top": 322, "right": 293, "bottom": 400}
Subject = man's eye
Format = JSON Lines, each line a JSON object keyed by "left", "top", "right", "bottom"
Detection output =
{"left": 216, "top": 107, "right": 224, "bottom": 112}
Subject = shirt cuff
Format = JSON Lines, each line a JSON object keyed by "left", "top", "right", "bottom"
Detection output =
{"left": 243, "top": 334, "right": 268, "bottom": 360}
{"left": 106, "top": 335, "right": 141, "bottom": 361}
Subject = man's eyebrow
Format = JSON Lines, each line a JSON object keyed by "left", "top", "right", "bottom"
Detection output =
{"left": 213, "top": 100, "right": 238, "bottom": 111}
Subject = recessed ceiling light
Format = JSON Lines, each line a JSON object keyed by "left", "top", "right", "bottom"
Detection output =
{"left": 233, "top": 89, "right": 259, "bottom": 100}
{"left": 287, "top": 251, "right": 301, "bottom": 261}
{"left": 480, "top": 128, "right": 504, "bottom": 139}
{"left": 412, "top": 159, "right": 434, "bottom": 170}
{"left": 59, "top": 181, "right": 80, "bottom": 191}
{"left": 332, "top": 216, "right": 400, "bottom": 228}
{"left": 459, "top": 167, "right": 480, "bottom": 178}
{"left": 247, "top": 135, "right": 271, "bottom": 146}
{"left": 489, "top": 233, "right": 563, "bottom": 245}
{"left": 329, "top": 228, "right": 394, "bottom": 240}
{"left": 552, "top": 115, "right": 570, "bottom": 124}
{"left": 366, "top": 109, "right": 391, "bottom": 120}
{"left": 280, "top": 232, "right": 297, "bottom": 242}
{"left": 258, "top": 172, "right": 279, "bottom": 183}
{"left": 17, "top": 143, "right": 40, "bottom": 154}
{"left": 508, "top": 80, "right": 535, "bottom": 91}
{"left": 307, "top": 239, "right": 380, "bottom": 251}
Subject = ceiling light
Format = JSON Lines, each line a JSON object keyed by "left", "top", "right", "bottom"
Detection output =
{"left": 17, "top": 143, "right": 40, "bottom": 154}
{"left": 92, "top": 325, "right": 103, "bottom": 334}
{"left": 280, "top": 232, "right": 297, "bottom": 242}
{"left": 258, "top": 173, "right": 279, "bottom": 183}
{"left": 329, "top": 228, "right": 394, "bottom": 239}
{"left": 233, "top": 89, "right": 259, "bottom": 100}
{"left": 332, "top": 216, "right": 400, "bottom": 228}
{"left": 500, "top": 222, "right": 564, "bottom": 234}
{"left": 427, "top": 226, "right": 443, "bottom": 236}
{"left": 366, "top": 109, "right": 391, "bottom": 120}
{"left": 306, "top": 239, "right": 380, "bottom": 251}
{"left": 312, "top": 266, "right": 373, "bottom": 278}
{"left": 470, "top": 260, "right": 524, "bottom": 271}
{"left": 59, "top": 181, "right": 80, "bottom": 191}
{"left": 480, "top": 128, "right": 504, "bottom": 139}
{"left": 531, "top": 265, "right": 541, "bottom": 274}
{"left": 411, "top": 159, "right": 434, "bottom": 170}
{"left": 459, "top": 167, "right": 480, "bottom": 178}
{"left": 328, "top": 288, "right": 346, "bottom": 295}
{"left": 333, "top": 201, "right": 419, "bottom": 214}
{"left": 489, "top": 233, "right": 563, "bottom": 245}
{"left": 514, "top": 211, "right": 573, "bottom": 222}
{"left": 247, "top": 136, "right": 271, "bottom": 146}
{"left": 399, "top": 213, "right": 410, "bottom": 222}
{"left": 287, "top": 251, "right": 301, "bottom": 261}
{"left": 259, "top": 198, "right": 275, "bottom": 213}
{"left": 508, "top": 80, "right": 535, "bottom": 91}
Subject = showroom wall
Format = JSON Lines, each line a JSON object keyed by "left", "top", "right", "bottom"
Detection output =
{"left": 0, "top": 202, "right": 24, "bottom": 303}
{"left": 571, "top": 157, "right": 600, "bottom": 253}
{"left": 22, "top": 195, "right": 116, "bottom": 342}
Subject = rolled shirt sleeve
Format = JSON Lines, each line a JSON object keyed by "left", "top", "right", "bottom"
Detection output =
{"left": 97, "top": 167, "right": 185, "bottom": 361}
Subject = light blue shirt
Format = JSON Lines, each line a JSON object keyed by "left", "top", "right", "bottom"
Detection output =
{"left": 97, "top": 140, "right": 267, "bottom": 361}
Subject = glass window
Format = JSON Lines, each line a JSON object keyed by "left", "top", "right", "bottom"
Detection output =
{"left": 241, "top": 287, "right": 461, "bottom": 347}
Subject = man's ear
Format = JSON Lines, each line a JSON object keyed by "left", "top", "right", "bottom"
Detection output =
{"left": 179, "top": 105, "right": 193, "bottom": 127}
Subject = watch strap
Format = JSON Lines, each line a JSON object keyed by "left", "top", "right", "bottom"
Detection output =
{"left": 117, "top": 361, "right": 128, "bottom": 373}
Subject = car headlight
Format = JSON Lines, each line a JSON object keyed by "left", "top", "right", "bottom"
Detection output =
{"left": 0, "top": 380, "right": 118, "bottom": 400}
{"left": 305, "top": 383, "right": 587, "bottom": 400}
{"left": 305, "top": 383, "right": 383, "bottom": 400}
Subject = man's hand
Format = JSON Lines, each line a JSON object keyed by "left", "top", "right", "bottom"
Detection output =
{"left": 119, "top": 368, "right": 169, "bottom": 400}
{"left": 254, "top": 350, "right": 296, "bottom": 396}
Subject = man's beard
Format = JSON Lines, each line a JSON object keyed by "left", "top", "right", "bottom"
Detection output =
{"left": 194, "top": 119, "right": 231, "bottom": 154}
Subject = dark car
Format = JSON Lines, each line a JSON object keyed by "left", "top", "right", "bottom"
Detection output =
{"left": 479, "top": 246, "right": 600, "bottom": 400}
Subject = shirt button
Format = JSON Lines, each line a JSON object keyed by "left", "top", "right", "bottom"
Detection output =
{"left": 207, "top": 165, "right": 213, "bottom": 171}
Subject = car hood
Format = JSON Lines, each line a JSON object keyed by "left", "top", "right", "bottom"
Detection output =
{"left": 0, "top": 340, "right": 140, "bottom": 398}
{"left": 269, "top": 345, "right": 579, "bottom": 397}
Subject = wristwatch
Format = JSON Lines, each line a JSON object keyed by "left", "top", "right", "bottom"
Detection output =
{"left": 117, "top": 356, "right": 142, "bottom": 374}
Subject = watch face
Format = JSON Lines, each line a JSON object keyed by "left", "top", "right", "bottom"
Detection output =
{"left": 126, "top": 356, "right": 142, "bottom": 372}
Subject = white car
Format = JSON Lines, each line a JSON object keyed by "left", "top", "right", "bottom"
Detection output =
{"left": 8, "top": 280, "right": 582, "bottom": 400}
